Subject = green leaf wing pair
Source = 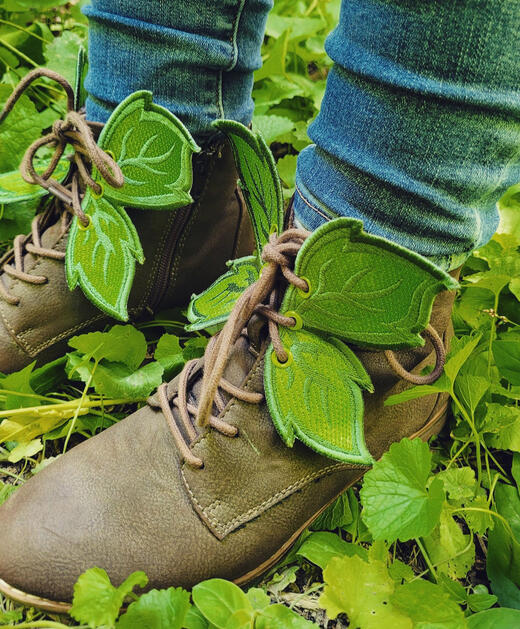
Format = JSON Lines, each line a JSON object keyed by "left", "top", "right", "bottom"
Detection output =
{"left": 66, "top": 91, "right": 200, "bottom": 320}
{"left": 187, "top": 120, "right": 284, "bottom": 331}
{"left": 265, "top": 218, "right": 458, "bottom": 465}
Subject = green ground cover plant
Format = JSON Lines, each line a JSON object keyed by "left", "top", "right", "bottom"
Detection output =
{"left": 1, "top": 1, "right": 520, "bottom": 627}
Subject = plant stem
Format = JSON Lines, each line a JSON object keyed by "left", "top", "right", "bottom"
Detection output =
{"left": 415, "top": 538, "right": 437, "bottom": 582}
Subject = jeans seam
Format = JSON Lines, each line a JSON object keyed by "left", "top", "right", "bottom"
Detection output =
{"left": 295, "top": 184, "right": 332, "bottom": 223}
{"left": 228, "top": 0, "right": 247, "bottom": 72}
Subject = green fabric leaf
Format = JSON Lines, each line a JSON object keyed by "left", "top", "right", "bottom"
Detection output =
{"left": 297, "top": 531, "right": 367, "bottom": 569}
{"left": 265, "top": 327, "right": 373, "bottom": 464}
{"left": 66, "top": 193, "right": 144, "bottom": 321}
{"left": 70, "top": 567, "right": 148, "bottom": 628}
{"left": 191, "top": 579, "right": 253, "bottom": 629}
{"left": 116, "top": 587, "right": 191, "bottom": 629}
{"left": 320, "top": 555, "right": 412, "bottom": 628}
{"left": 467, "top": 608, "right": 520, "bottom": 629}
{"left": 97, "top": 91, "right": 199, "bottom": 209}
{"left": 360, "top": 438, "right": 445, "bottom": 542}
{"left": 281, "top": 218, "right": 458, "bottom": 349}
{"left": 213, "top": 119, "right": 284, "bottom": 259}
{"left": 186, "top": 256, "right": 260, "bottom": 332}
{"left": 390, "top": 580, "right": 468, "bottom": 629}
{"left": 256, "top": 604, "right": 317, "bottom": 628}
{"left": 68, "top": 325, "right": 147, "bottom": 370}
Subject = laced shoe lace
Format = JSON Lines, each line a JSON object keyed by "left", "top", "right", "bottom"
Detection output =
{"left": 152, "top": 228, "right": 447, "bottom": 469}
{"left": 0, "top": 69, "right": 123, "bottom": 305}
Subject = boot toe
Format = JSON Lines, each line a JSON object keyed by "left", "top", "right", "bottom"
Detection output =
{"left": 0, "top": 319, "right": 32, "bottom": 374}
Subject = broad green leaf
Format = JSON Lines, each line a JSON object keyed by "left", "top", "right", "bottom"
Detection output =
{"left": 437, "top": 467, "right": 476, "bottom": 504}
{"left": 265, "top": 566, "right": 298, "bottom": 597}
{"left": 186, "top": 256, "right": 260, "bottom": 332}
{"left": 154, "top": 334, "right": 185, "bottom": 379}
{"left": 454, "top": 374, "right": 490, "bottom": 414}
{"left": 513, "top": 453, "right": 520, "bottom": 491}
{"left": 281, "top": 219, "right": 458, "bottom": 350}
{"left": 0, "top": 481, "right": 16, "bottom": 506}
{"left": 485, "top": 405, "right": 520, "bottom": 452}
{"left": 423, "top": 504, "right": 475, "bottom": 579}
{"left": 384, "top": 378, "right": 449, "bottom": 407}
{"left": 493, "top": 339, "right": 520, "bottom": 385}
{"left": 0, "top": 85, "right": 55, "bottom": 171}
{"left": 487, "top": 485, "right": 520, "bottom": 608}
{"left": 467, "top": 608, "right": 520, "bottom": 629}
{"left": 467, "top": 593, "right": 498, "bottom": 613}
{"left": 297, "top": 531, "right": 367, "bottom": 569}
{"left": 390, "top": 580, "right": 467, "bottom": 629}
{"left": 7, "top": 438, "right": 43, "bottom": 463}
{"left": 70, "top": 568, "right": 148, "bottom": 629}
{"left": 444, "top": 334, "right": 483, "bottom": 385}
{"left": 183, "top": 606, "right": 209, "bottom": 629}
{"left": 68, "top": 325, "right": 147, "bottom": 370}
{"left": 191, "top": 579, "right": 253, "bottom": 629}
{"left": 97, "top": 91, "right": 199, "bottom": 209}
{"left": 252, "top": 114, "right": 296, "bottom": 144}
{"left": 66, "top": 193, "right": 144, "bottom": 321}
{"left": 388, "top": 560, "right": 414, "bottom": 584}
{"left": 311, "top": 492, "right": 353, "bottom": 531}
{"left": 256, "top": 604, "right": 317, "bottom": 628}
{"left": 0, "top": 361, "right": 38, "bottom": 410}
{"left": 265, "top": 328, "right": 373, "bottom": 464}
{"left": 360, "top": 438, "right": 445, "bottom": 542}
{"left": 245, "top": 588, "right": 270, "bottom": 612}
{"left": 320, "top": 555, "right": 412, "bottom": 629}
{"left": 213, "top": 120, "right": 284, "bottom": 259}
{"left": 66, "top": 352, "right": 163, "bottom": 400}
{"left": 116, "top": 587, "right": 190, "bottom": 629}
{"left": 74, "top": 46, "right": 88, "bottom": 110}
{"left": 44, "top": 30, "right": 83, "bottom": 85}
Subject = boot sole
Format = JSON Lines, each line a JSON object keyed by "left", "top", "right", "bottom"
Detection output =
{"left": 0, "top": 398, "right": 448, "bottom": 614}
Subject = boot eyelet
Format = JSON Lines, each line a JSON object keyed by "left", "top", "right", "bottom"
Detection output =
{"left": 271, "top": 349, "right": 293, "bottom": 368}
{"left": 285, "top": 310, "right": 303, "bottom": 330}
{"left": 78, "top": 215, "right": 92, "bottom": 231}
{"left": 297, "top": 277, "right": 311, "bottom": 298}
{"left": 91, "top": 183, "right": 104, "bottom": 199}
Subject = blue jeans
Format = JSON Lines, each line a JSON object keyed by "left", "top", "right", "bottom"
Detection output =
{"left": 84, "top": 0, "right": 520, "bottom": 267}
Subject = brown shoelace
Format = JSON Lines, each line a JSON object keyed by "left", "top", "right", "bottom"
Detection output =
{"left": 154, "top": 229, "right": 447, "bottom": 468}
{"left": 0, "top": 69, "right": 124, "bottom": 305}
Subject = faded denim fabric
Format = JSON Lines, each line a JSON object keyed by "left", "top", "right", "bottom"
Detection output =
{"left": 293, "top": 0, "right": 520, "bottom": 267}
{"left": 84, "top": 0, "right": 272, "bottom": 140}
{"left": 84, "top": 0, "right": 520, "bottom": 264}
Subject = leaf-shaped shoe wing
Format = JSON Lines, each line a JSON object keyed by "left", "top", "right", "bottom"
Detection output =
{"left": 264, "top": 328, "right": 374, "bottom": 465}
{"left": 213, "top": 119, "right": 284, "bottom": 260}
{"left": 186, "top": 255, "right": 260, "bottom": 332}
{"left": 97, "top": 91, "right": 200, "bottom": 210}
{"left": 281, "top": 218, "right": 459, "bottom": 350}
{"left": 65, "top": 193, "right": 144, "bottom": 321}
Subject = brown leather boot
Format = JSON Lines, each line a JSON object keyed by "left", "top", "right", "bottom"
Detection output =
{"left": 0, "top": 138, "right": 253, "bottom": 373}
{"left": 0, "top": 221, "right": 457, "bottom": 613}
